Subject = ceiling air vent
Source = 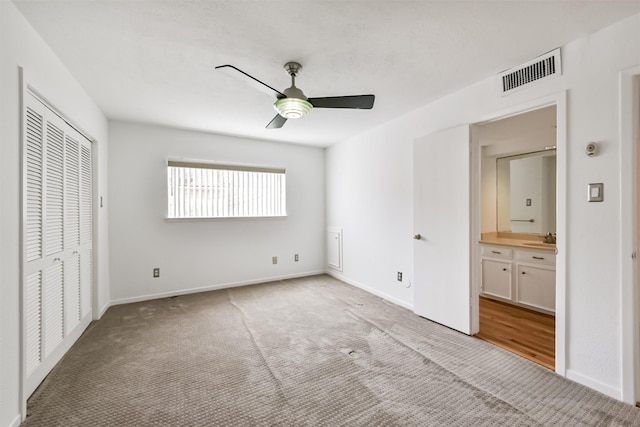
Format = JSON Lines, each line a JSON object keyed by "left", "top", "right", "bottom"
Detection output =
{"left": 499, "top": 48, "right": 561, "bottom": 95}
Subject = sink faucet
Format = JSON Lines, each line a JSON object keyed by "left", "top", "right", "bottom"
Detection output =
{"left": 543, "top": 232, "right": 556, "bottom": 244}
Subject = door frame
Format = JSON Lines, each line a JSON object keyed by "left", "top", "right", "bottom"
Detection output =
{"left": 469, "top": 91, "right": 567, "bottom": 375}
{"left": 619, "top": 65, "right": 640, "bottom": 405}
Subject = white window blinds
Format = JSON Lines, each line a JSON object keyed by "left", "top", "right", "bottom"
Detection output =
{"left": 167, "top": 161, "right": 286, "bottom": 218}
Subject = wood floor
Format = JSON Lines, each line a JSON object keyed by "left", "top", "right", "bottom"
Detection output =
{"left": 476, "top": 296, "right": 555, "bottom": 370}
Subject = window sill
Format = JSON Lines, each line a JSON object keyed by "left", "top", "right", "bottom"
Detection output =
{"left": 165, "top": 215, "right": 287, "bottom": 222}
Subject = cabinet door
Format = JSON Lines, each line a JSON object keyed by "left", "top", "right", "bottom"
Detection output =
{"left": 481, "top": 259, "right": 512, "bottom": 300}
{"left": 516, "top": 265, "right": 556, "bottom": 312}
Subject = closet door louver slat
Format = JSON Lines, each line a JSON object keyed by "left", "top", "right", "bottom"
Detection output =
{"left": 64, "top": 252, "right": 81, "bottom": 334}
{"left": 43, "top": 261, "right": 64, "bottom": 357}
{"left": 25, "top": 271, "right": 42, "bottom": 376}
{"left": 80, "top": 143, "right": 92, "bottom": 245}
{"left": 44, "top": 122, "right": 65, "bottom": 256}
{"left": 80, "top": 248, "right": 92, "bottom": 318}
{"left": 26, "top": 107, "right": 44, "bottom": 262}
{"left": 65, "top": 135, "right": 80, "bottom": 249}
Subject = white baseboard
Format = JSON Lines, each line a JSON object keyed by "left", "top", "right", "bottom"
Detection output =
{"left": 7, "top": 414, "right": 21, "bottom": 427}
{"left": 326, "top": 270, "right": 413, "bottom": 311}
{"left": 110, "top": 270, "right": 326, "bottom": 306}
{"left": 98, "top": 301, "right": 111, "bottom": 318}
{"left": 566, "top": 369, "right": 621, "bottom": 401}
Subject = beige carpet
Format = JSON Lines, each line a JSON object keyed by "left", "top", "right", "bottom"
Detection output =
{"left": 22, "top": 275, "right": 640, "bottom": 426}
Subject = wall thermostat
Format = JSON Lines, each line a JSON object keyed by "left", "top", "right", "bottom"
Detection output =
{"left": 585, "top": 142, "right": 600, "bottom": 157}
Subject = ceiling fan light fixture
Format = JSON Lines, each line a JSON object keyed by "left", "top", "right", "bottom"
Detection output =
{"left": 274, "top": 97, "right": 313, "bottom": 119}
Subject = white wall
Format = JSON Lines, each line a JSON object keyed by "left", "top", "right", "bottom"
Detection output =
{"left": 325, "top": 126, "right": 414, "bottom": 308}
{"left": 108, "top": 121, "right": 325, "bottom": 303}
{"left": 326, "top": 13, "right": 640, "bottom": 400}
{"left": 0, "top": 2, "right": 110, "bottom": 426}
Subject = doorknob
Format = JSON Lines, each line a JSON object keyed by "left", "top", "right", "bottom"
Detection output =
{"left": 413, "top": 234, "right": 422, "bottom": 240}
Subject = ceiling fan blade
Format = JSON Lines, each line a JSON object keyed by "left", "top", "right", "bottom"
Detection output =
{"left": 215, "top": 64, "right": 286, "bottom": 98}
{"left": 308, "top": 95, "right": 375, "bottom": 109}
{"left": 266, "top": 114, "right": 287, "bottom": 129}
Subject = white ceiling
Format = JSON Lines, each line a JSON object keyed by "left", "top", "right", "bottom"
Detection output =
{"left": 13, "top": 0, "right": 640, "bottom": 147}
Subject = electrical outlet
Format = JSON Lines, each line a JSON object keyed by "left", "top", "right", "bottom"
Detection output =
{"left": 397, "top": 272, "right": 402, "bottom": 282}
{"left": 294, "top": 254, "right": 299, "bottom": 262}
{"left": 153, "top": 268, "right": 160, "bottom": 278}
{"left": 272, "top": 256, "right": 278, "bottom": 265}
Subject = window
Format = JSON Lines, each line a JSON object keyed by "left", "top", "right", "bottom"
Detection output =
{"left": 167, "top": 161, "right": 286, "bottom": 218}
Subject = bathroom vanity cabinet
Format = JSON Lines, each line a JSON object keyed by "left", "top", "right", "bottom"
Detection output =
{"left": 480, "top": 244, "right": 556, "bottom": 313}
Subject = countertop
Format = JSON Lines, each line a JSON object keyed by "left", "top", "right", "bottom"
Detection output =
{"left": 479, "top": 232, "right": 556, "bottom": 252}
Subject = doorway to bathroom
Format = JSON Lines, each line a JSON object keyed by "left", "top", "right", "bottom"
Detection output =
{"left": 472, "top": 105, "right": 558, "bottom": 370}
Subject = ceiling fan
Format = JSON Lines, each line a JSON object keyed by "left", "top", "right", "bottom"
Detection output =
{"left": 215, "top": 62, "right": 375, "bottom": 129}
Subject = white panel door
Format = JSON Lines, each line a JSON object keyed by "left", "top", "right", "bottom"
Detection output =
{"left": 413, "top": 125, "right": 471, "bottom": 335}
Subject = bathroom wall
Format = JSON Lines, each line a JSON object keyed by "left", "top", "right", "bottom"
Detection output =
{"left": 479, "top": 106, "right": 557, "bottom": 234}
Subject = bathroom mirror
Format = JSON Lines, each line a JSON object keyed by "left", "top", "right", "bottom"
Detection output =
{"left": 496, "top": 149, "right": 556, "bottom": 234}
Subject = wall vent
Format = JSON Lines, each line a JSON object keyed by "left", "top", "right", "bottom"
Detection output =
{"left": 499, "top": 48, "right": 561, "bottom": 95}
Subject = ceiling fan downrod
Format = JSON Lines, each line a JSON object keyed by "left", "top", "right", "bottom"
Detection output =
{"left": 275, "top": 62, "right": 312, "bottom": 119}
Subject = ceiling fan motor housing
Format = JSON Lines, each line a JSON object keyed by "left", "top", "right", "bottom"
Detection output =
{"left": 283, "top": 86, "right": 308, "bottom": 100}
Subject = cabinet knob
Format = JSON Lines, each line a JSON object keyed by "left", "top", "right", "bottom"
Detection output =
{"left": 521, "top": 271, "right": 526, "bottom": 275}
{"left": 413, "top": 234, "right": 422, "bottom": 240}
{"left": 502, "top": 268, "right": 508, "bottom": 271}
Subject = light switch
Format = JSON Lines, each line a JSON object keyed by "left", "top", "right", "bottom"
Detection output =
{"left": 588, "top": 183, "right": 603, "bottom": 202}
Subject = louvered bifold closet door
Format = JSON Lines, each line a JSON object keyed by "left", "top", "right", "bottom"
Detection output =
{"left": 42, "top": 110, "right": 66, "bottom": 358}
{"left": 64, "top": 129, "right": 82, "bottom": 334}
{"left": 79, "top": 137, "right": 93, "bottom": 318}
{"left": 23, "top": 92, "right": 93, "bottom": 397}
{"left": 25, "top": 101, "right": 44, "bottom": 376}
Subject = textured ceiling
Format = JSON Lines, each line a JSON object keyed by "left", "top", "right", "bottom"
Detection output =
{"left": 12, "top": 0, "right": 640, "bottom": 146}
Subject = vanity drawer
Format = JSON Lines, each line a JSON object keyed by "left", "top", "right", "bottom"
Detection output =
{"left": 480, "top": 245, "right": 512, "bottom": 260}
{"left": 515, "top": 249, "right": 556, "bottom": 266}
